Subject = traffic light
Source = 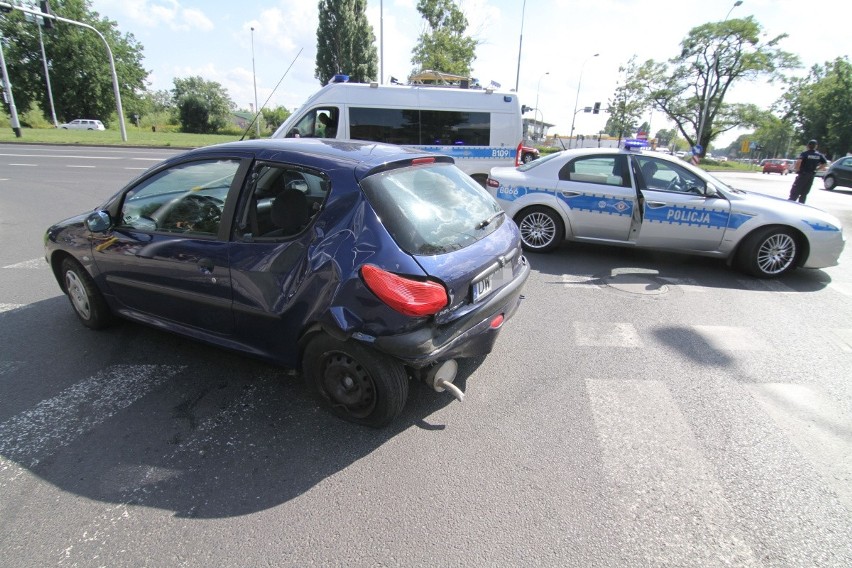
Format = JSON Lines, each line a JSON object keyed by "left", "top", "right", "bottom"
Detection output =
{"left": 40, "top": 1, "right": 54, "bottom": 29}
{"left": 592, "top": 102, "right": 601, "bottom": 114}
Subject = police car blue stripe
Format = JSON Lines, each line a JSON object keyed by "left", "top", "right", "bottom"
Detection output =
{"left": 420, "top": 146, "right": 517, "bottom": 160}
{"left": 727, "top": 212, "right": 755, "bottom": 230}
{"left": 644, "top": 204, "right": 729, "bottom": 229}
{"left": 494, "top": 184, "right": 550, "bottom": 202}
{"left": 558, "top": 193, "right": 633, "bottom": 217}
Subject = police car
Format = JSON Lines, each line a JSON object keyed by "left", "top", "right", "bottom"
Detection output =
{"left": 486, "top": 143, "right": 845, "bottom": 278}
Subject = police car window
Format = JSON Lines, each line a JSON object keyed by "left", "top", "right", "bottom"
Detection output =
{"left": 636, "top": 156, "right": 705, "bottom": 194}
{"left": 559, "top": 155, "right": 630, "bottom": 187}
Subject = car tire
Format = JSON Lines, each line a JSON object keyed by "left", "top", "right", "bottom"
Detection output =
{"left": 60, "top": 257, "right": 115, "bottom": 329}
{"left": 303, "top": 334, "right": 408, "bottom": 427}
{"left": 515, "top": 206, "right": 564, "bottom": 253}
{"left": 736, "top": 226, "right": 800, "bottom": 279}
{"left": 522, "top": 153, "right": 535, "bottom": 164}
{"left": 824, "top": 175, "right": 836, "bottom": 190}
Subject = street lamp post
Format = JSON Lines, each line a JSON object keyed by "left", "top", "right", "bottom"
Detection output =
{"left": 534, "top": 71, "right": 549, "bottom": 141}
{"left": 515, "top": 0, "right": 526, "bottom": 92}
{"left": 569, "top": 53, "right": 599, "bottom": 149}
{"left": 251, "top": 27, "right": 260, "bottom": 137}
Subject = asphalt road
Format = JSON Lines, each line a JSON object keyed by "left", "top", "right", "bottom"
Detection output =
{"left": 1, "top": 144, "right": 851, "bottom": 567}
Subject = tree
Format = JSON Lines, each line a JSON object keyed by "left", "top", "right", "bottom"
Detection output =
{"left": 780, "top": 57, "right": 852, "bottom": 158}
{"left": 172, "top": 76, "right": 234, "bottom": 134}
{"left": 604, "top": 58, "right": 646, "bottom": 144}
{"left": 315, "top": 0, "right": 378, "bottom": 85}
{"left": 410, "top": 0, "right": 478, "bottom": 77}
{"left": 261, "top": 105, "right": 291, "bottom": 132}
{"left": 626, "top": 16, "right": 798, "bottom": 157}
{"left": 0, "top": 0, "right": 148, "bottom": 126}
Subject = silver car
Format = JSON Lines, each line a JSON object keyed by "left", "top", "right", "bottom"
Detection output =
{"left": 486, "top": 147, "right": 845, "bottom": 278}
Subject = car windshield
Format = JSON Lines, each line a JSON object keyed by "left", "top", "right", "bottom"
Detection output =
{"left": 360, "top": 163, "right": 504, "bottom": 255}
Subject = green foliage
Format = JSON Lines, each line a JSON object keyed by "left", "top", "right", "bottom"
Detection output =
{"left": 19, "top": 101, "right": 54, "bottom": 128}
{"left": 780, "top": 57, "right": 852, "bottom": 158}
{"left": 0, "top": 0, "right": 148, "bottom": 127}
{"left": 411, "top": 0, "right": 478, "bottom": 77}
{"left": 261, "top": 106, "right": 291, "bottom": 132}
{"left": 627, "top": 16, "right": 799, "bottom": 157}
{"left": 315, "top": 0, "right": 378, "bottom": 84}
{"left": 605, "top": 57, "right": 646, "bottom": 141}
{"left": 172, "top": 76, "right": 234, "bottom": 134}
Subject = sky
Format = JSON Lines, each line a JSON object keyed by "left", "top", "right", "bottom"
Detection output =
{"left": 88, "top": 0, "right": 850, "bottom": 147}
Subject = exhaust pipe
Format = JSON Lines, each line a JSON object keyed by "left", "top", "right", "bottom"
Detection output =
{"left": 425, "top": 360, "right": 464, "bottom": 402}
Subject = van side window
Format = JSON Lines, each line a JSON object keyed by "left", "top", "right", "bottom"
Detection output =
{"left": 286, "top": 107, "right": 339, "bottom": 138}
{"left": 349, "top": 108, "right": 491, "bottom": 146}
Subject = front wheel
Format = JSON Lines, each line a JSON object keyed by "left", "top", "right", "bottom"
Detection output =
{"left": 736, "top": 227, "right": 800, "bottom": 278}
{"left": 302, "top": 335, "right": 408, "bottom": 427}
{"left": 515, "top": 206, "right": 564, "bottom": 253}
{"left": 824, "top": 175, "right": 836, "bottom": 190}
{"left": 60, "top": 257, "right": 114, "bottom": 329}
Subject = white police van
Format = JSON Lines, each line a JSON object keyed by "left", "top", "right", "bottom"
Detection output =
{"left": 271, "top": 75, "right": 524, "bottom": 185}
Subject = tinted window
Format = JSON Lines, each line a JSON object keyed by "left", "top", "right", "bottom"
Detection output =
{"left": 361, "top": 163, "right": 503, "bottom": 255}
{"left": 119, "top": 159, "right": 240, "bottom": 236}
{"left": 349, "top": 108, "right": 490, "bottom": 146}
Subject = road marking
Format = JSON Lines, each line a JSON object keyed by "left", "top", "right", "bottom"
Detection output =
{"left": 67, "top": 165, "right": 96, "bottom": 169}
{"left": 825, "top": 328, "right": 852, "bottom": 352}
{"left": 658, "top": 276, "right": 707, "bottom": 292}
{"left": 7, "top": 163, "right": 37, "bottom": 167}
{"left": 692, "top": 325, "right": 771, "bottom": 351}
{"left": 586, "top": 379, "right": 756, "bottom": 565}
{"left": 0, "top": 303, "right": 25, "bottom": 314}
{"left": 3, "top": 258, "right": 46, "bottom": 269}
{"left": 574, "top": 321, "right": 641, "bottom": 347}
{"left": 0, "top": 364, "right": 186, "bottom": 472}
{"left": 124, "top": 167, "right": 150, "bottom": 170}
{"left": 746, "top": 383, "right": 852, "bottom": 510}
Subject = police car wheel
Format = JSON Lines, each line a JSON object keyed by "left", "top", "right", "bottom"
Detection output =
{"left": 736, "top": 227, "right": 799, "bottom": 279}
{"left": 516, "top": 206, "right": 564, "bottom": 253}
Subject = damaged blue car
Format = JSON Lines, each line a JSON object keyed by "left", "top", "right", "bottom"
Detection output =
{"left": 44, "top": 139, "right": 530, "bottom": 426}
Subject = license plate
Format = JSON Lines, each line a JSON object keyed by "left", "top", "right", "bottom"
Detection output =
{"left": 471, "top": 264, "right": 513, "bottom": 303}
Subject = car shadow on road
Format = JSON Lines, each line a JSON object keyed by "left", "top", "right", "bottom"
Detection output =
{"left": 524, "top": 241, "right": 833, "bottom": 293}
{"left": 0, "top": 297, "right": 479, "bottom": 519}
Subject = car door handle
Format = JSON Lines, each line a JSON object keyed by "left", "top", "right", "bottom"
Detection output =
{"left": 561, "top": 191, "right": 582, "bottom": 197}
{"left": 197, "top": 258, "right": 215, "bottom": 273}
{"left": 646, "top": 201, "right": 668, "bottom": 208}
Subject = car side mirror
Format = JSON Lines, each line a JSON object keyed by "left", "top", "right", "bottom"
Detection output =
{"left": 85, "top": 211, "right": 112, "bottom": 232}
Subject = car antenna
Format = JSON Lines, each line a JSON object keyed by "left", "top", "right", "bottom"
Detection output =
{"left": 240, "top": 47, "right": 303, "bottom": 141}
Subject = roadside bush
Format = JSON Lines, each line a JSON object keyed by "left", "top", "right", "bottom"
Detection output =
{"left": 19, "top": 102, "right": 53, "bottom": 129}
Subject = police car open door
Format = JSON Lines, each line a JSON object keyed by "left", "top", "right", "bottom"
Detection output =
{"left": 632, "top": 156, "right": 730, "bottom": 251}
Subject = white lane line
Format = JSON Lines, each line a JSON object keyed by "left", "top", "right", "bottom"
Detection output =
{"left": 574, "top": 321, "right": 642, "bottom": 347}
{"left": 124, "top": 167, "right": 150, "bottom": 170}
{"left": 692, "top": 325, "right": 771, "bottom": 351}
{"left": 587, "top": 379, "right": 756, "bottom": 565}
{"left": 3, "top": 258, "right": 46, "bottom": 269}
{"left": 67, "top": 165, "right": 96, "bottom": 168}
{"left": 0, "top": 364, "right": 186, "bottom": 472}
{"left": 7, "top": 163, "right": 37, "bottom": 167}
{"left": 747, "top": 383, "right": 852, "bottom": 510}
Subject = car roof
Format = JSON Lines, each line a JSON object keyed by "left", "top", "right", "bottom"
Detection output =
{"left": 171, "top": 138, "right": 454, "bottom": 180}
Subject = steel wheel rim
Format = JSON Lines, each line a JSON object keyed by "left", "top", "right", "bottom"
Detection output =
{"left": 757, "top": 233, "right": 796, "bottom": 275}
{"left": 65, "top": 270, "right": 91, "bottom": 320}
{"left": 320, "top": 352, "right": 376, "bottom": 419}
{"left": 519, "top": 212, "right": 556, "bottom": 249}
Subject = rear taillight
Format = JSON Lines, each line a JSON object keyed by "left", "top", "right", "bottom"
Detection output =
{"left": 515, "top": 141, "right": 524, "bottom": 167}
{"left": 360, "top": 264, "right": 448, "bottom": 317}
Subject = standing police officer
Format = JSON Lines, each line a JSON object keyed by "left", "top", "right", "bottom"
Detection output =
{"left": 788, "top": 139, "right": 828, "bottom": 203}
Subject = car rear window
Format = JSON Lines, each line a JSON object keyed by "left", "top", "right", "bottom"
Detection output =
{"left": 360, "top": 163, "right": 505, "bottom": 255}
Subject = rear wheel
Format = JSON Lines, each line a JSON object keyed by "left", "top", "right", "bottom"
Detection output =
{"left": 824, "top": 175, "right": 836, "bottom": 190}
{"left": 303, "top": 334, "right": 408, "bottom": 427}
{"left": 61, "top": 258, "right": 114, "bottom": 329}
{"left": 515, "top": 206, "right": 564, "bottom": 253}
{"left": 736, "top": 227, "right": 800, "bottom": 278}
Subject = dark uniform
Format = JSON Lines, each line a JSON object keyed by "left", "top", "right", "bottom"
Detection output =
{"left": 788, "top": 140, "right": 828, "bottom": 203}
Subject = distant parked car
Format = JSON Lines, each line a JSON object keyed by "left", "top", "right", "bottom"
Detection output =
{"left": 823, "top": 156, "right": 852, "bottom": 190}
{"left": 59, "top": 119, "right": 105, "bottom": 131}
{"left": 520, "top": 145, "right": 540, "bottom": 164}
{"left": 762, "top": 159, "right": 789, "bottom": 175}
